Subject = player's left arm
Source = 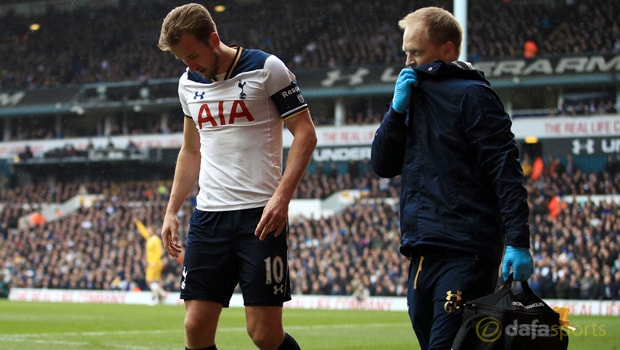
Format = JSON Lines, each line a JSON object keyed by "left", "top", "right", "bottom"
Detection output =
{"left": 256, "top": 111, "right": 317, "bottom": 240}
{"left": 255, "top": 55, "right": 318, "bottom": 240}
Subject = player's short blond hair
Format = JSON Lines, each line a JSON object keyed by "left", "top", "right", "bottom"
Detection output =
{"left": 158, "top": 3, "right": 217, "bottom": 51}
{"left": 398, "top": 7, "right": 462, "bottom": 58}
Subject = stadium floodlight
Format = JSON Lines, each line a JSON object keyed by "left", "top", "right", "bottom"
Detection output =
{"left": 454, "top": 0, "right": 468, "bottom": 62}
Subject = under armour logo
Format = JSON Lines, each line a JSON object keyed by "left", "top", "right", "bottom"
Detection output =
{"left": 238, "top": 80, "right": 247, "bottom": 99}
{"left": 0, "top": 91, "right": 26, "bottom": 107}
{"left": 273, "top": 284, "right": 285, "bottom": 295}
{"left": 444, "top": 290, "right": 463, "bottom": 313}
{"left": 572, "top": 139, "right": 595, "bottom": 155}
{"left": 194, "top": 91, "right": 206, "bottom": 100}
{"left": 181, "top": 266, "right": 188, "bottom": 290}
{"left": 321, "top": 68, "right": 370, "bottom": 87}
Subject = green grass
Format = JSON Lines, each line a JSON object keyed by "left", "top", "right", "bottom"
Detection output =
{"left": 0, "top": 299, "right": 618, "bottom": 349}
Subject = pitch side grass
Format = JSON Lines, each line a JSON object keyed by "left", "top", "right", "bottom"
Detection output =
{"left": 0, "top": 300, "right": 617, "bottom": 349}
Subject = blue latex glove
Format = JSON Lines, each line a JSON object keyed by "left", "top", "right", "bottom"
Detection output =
{"left": 502, "top": 245, "right": 534, "bottom": 281}
{"left": 391, "top": 68, "right": 418, "bottom": 113}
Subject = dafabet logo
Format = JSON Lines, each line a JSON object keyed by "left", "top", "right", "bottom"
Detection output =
{"left": 475, "top": 317, "right": 502, "bottom": 342}
{"left": 475, "top": 316, "right": 606, "bottom": 342}
{"left": 476, "top": 317, "right": 560, "bottom": 342}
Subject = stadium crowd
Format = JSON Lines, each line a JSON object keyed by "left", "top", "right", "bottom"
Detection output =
{"left": 1, "top": 154, "right": 619, "bottom": 300}
{"left": 0, "top": 0, "right": 618, "bottom": 90}
{"left": 0, "top": 0, "right": 618, "bottom": 143}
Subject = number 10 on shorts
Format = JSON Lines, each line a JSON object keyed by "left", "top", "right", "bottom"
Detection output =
{"left": 264, "top": 256, "right": 285, "bottom": 285}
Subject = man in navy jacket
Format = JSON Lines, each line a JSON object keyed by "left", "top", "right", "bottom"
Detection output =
{"left": 371, "top": 7, "right": 533, "bottom": 350}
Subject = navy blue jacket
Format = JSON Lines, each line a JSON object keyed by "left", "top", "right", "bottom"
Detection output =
{"left": 371, "top": 61, "right": 530, "bottom": 262}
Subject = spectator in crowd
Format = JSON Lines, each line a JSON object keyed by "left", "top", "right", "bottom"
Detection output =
{"left": 524, "top": 38, "right": 539, "bottom": 58}
{"left": 0, "top": 264, "right": 13, "bottom": 298}
{"left": 18, "top": 145, "right": 34, "bottom": 161}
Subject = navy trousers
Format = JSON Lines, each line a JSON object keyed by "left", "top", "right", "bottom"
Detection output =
{"left": 407, "top": 250, "right": 499, "bottom": 350}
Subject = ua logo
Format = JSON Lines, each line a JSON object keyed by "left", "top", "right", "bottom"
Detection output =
{"left": 572, "top": 139, "right": 595, "bottom": 155}
{"left": 194, "top": 91, "right": 206, "bottom": 100}
{"left": 273, "top": 284, "right": 285, "bottom": 295}
{"left": 444, "top": 290, "right": 463, "bottom": 313}
{"left": 321, "top": 68, "right": 370, "bottom": 87}
{"left": 181, "top": 266, "right": 188, "bottom": 290}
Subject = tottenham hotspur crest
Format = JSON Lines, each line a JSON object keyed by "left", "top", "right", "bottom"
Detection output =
{"left": 181, "top": 266, "right": 187, "bottom": 289}
{"left": 238, "top": 80, "right": 247, "bottom": 99}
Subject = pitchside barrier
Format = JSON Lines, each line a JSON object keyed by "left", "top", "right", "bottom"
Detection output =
{"left": 7, "top": 288, "right": 620, "bottom": 316}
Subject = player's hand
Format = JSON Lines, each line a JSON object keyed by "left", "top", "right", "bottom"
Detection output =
{"left": 502, "top": 245, "right": 533, "bottom": 281}
{"left": 255, "top": 194, "right": 288, "bottom": 241}
{"left": 161, "top": 212, "right": 182, "bottom": 258}
{"left": 391, "top": 68, "right": 418, "bottom": 113}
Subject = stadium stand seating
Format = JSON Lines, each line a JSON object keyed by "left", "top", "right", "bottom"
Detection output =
{"left": 0, "top": 0, "right": 619, "bottom": 300}
{"left": 1, "top": 155, "right": 619, "bottom": 299}
{"left": 1, "top": 0, "right": 618, "bottom": 93}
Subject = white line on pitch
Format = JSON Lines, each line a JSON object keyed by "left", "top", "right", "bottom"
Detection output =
{"left": 0, "top": 322, "right": 400, "bottom": 342}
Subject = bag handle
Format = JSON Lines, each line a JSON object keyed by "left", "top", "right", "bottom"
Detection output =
{"left": 494, "top": 276, "right": 552, "bottom": 306}
{"left": 514, "top": 276, "right": 556, "bottom": 310}
{"left": 518, "top": 277, "right": 535, "bottom": 296}
{"left": 475, "top": 275, "right": 535, "bottom": 306}
{"left": 503, "top": 275, "right": 537, "bottom": 292}
{"left": 473, "top": 275, "right": 515, "bottom": 306}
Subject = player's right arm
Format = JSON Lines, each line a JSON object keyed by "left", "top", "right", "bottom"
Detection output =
{"left": 161, "top": 116, "right": 200, "bottom": 258}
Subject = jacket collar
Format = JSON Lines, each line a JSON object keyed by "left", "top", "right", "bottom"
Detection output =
{"left": 414, "top": 60, "right": 489, "bottom": 84}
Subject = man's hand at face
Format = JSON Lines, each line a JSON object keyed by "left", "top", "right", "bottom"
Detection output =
{"left": 391, "top": 68, "right": 418, "bottom": 113}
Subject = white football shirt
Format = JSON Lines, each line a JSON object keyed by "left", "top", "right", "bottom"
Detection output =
{"left": 178, "top": 47, "right": 308, "bottom": 211}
